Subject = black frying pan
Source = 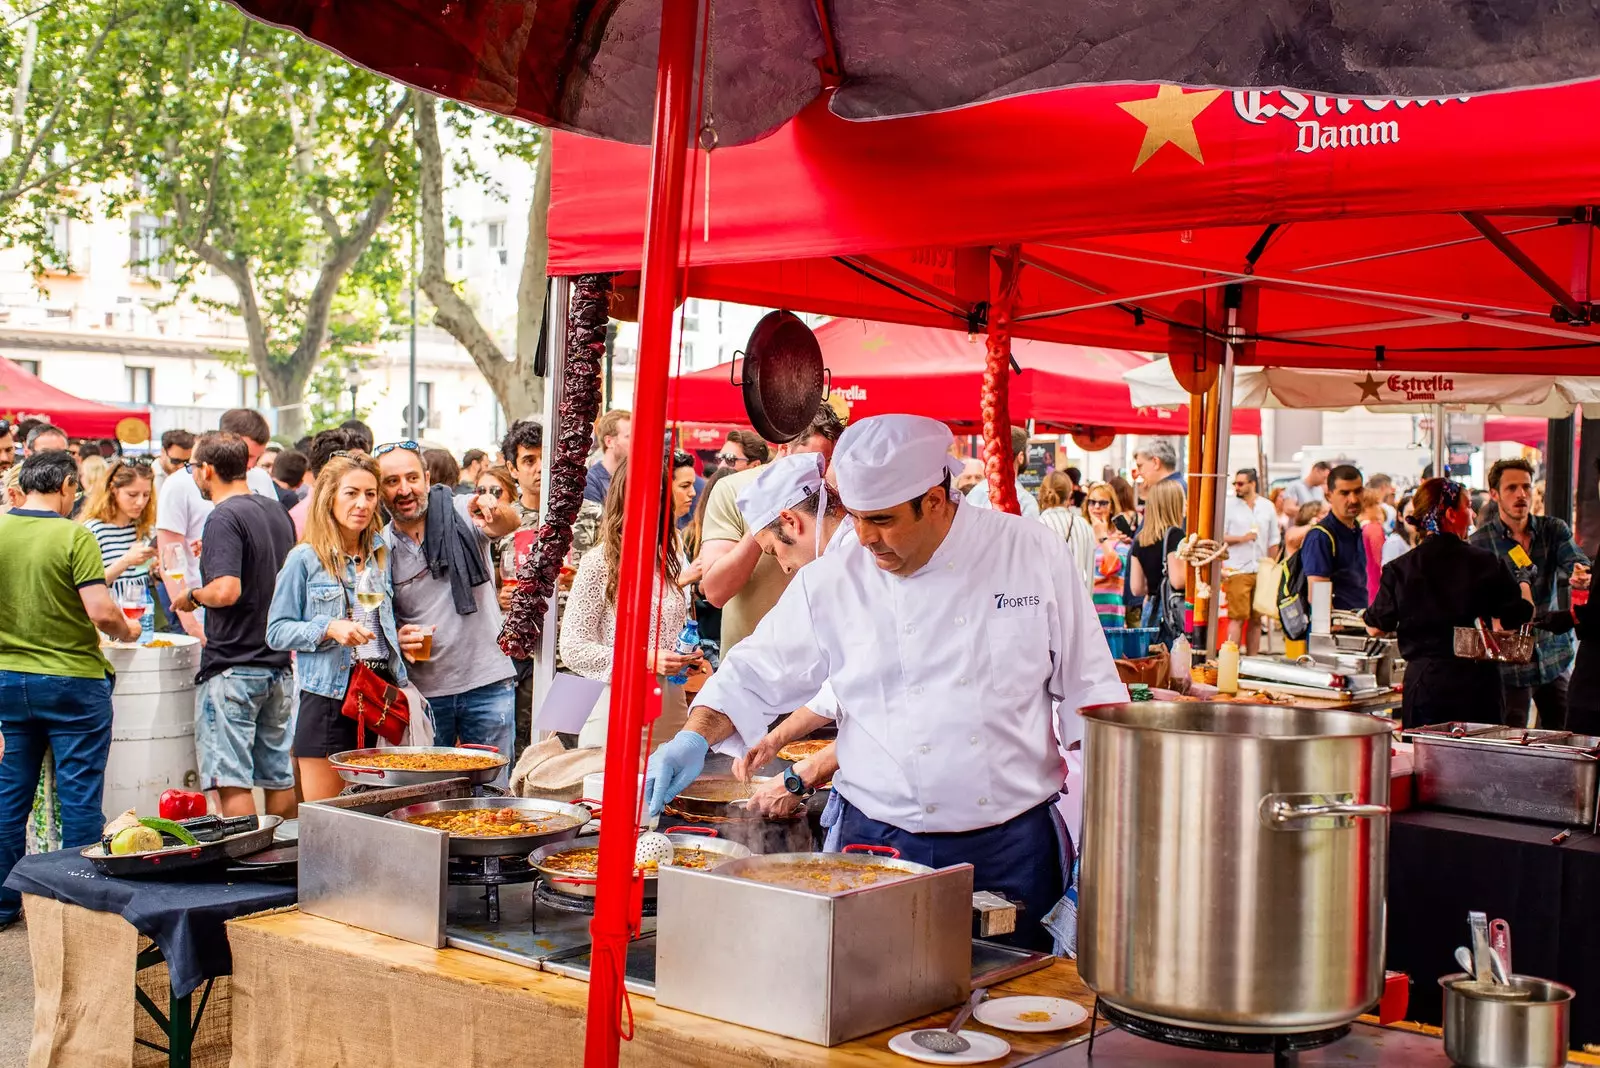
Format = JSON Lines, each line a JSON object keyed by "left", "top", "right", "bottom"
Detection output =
{"left": 737, "top": 310, "right": 826, "bottom": 443}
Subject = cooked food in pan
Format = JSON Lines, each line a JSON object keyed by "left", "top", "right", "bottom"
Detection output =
{"left": 343, "top": 751, "right": 501, "bottom": 771}
{"left": 776, "top": 739, "right": 832, "bottom": 762}
{"left": 679, "top": 778, "right": 759, "bottom": 802}
{"left": 405, "top": 808, "right": 583, "bottom": 837}
{"left": 735, "top": 859, "right": 912, "bottom": 893}
{"left": 542, "top": 845, "right": 725, "bottom": 876}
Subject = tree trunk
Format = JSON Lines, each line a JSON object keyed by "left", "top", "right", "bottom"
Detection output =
{"left": 414, "top": 90, "right": 548, "bottom": 424}
{"left": 258, "top": 361, "right": 312, "bottom": 441}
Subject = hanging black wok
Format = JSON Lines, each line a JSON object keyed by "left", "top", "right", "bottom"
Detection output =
{"left": 737, "top": 310, "right": 826, "bottom": 444}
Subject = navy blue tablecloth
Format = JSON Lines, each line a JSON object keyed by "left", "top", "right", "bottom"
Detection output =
{"left": 4, "top": 849, "right": 296, "bottom": 997}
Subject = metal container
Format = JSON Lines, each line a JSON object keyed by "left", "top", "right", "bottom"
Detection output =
{"left": 383, "top": 797, "right": 593, "bottom": 856}
{"left": 655, "top": 853, "right": 974, "bottom": 1045}
{"left": 1441, "top": 973, "right": 1573, "bottom": 1068}
{"left": 1077, "top": 702, "right": 1392, "bottom": 1033}
{"left": 1453, "top": 627, "right": 1536, "bottom": 664}
{"left": 328, "top": 744, "right": 508, "bottom": 787}
{"left": 528, "top": 829, "right": 750, "bottom": 899}
{"left": 1408, "top": 723, "right": 1600, "bottom": 827}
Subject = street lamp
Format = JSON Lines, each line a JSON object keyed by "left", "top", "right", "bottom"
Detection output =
{"left": 345, "top": 366, "right": 365, "bottom": 420}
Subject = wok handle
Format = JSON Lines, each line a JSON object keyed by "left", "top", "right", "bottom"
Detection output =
{"left": 460, "top": 743, "right": 501, "bottom": 753}
{"left": 575, "top": 797, "right": 604, "bottom": 817}
{"left": 843, "top": 843, "right": 900, "bottom": 858}
{"left": 1261, "top": 792, "right": 1389, "bottom": 830}
{"left": 661, "top": 825, "right": 717, "bottom": 837}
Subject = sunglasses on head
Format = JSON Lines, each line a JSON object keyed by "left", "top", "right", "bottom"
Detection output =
{"left": 478, "top": 484, "right": 505, "bottom": 499}
{"left": 112, "top": 458, "right": 154, "bottom": 474}
{"left": 373, "top": 440, "right": 421, "bottom": 457}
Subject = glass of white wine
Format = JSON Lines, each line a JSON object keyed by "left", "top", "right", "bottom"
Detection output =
{"left": 160, "top": 543, "right": 188, "bottom": 587}
{"left": 354, "top": 565, "right": 385, "bottom": 611}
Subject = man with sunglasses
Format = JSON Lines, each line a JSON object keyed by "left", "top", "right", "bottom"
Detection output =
{"left": 153, "top": 429, "right": 195, "bottom": 494}
{"left": 1222, "top": 468, "right": 1278, "bottom": 653}
{"left": 375, "top": 440, "right": 522, "bottom": 774}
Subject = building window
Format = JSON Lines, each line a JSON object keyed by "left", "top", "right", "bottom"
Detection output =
{"left": 126, "top": 366, "right": 153, "bottom": 403}
{"left": 451, "top": 220, "right": 465, "bottom": 271}
{"left": 46, "top": 217, "right": 72, "bottom": 270}
{"left": 486, "top": 221, "right": 508, "bottom": 266}
{"left": 15, "top": 359, "right": 40, "bottom": 377}
{"left": 682, "top": 298, "right": 699, "bottom": 333}
{"left": 130, "top": 214, "right": 176, "bottom": 280}
{"left": 417, "top": 380, "right": 436, "bottom": 428}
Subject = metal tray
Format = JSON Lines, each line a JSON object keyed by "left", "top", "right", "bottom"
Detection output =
{"left": 384, "top": 797, "right": 594, "bottom": 857}
{"left": 82, "top": 815, "right": 283, "bottom": 878}
{"left": 329, "top": 744, "right": 507, "bottom": 787}
{"left": 1407, "top": 724, "right": 1600, "bottom": 827}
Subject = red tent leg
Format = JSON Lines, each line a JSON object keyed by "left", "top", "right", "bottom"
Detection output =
{"left": 583, "top": 2, "right": 700, "bottom": 1067}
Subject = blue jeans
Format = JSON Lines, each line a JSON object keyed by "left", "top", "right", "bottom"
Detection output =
{"left": 0, "top": 670, "right": 114, "bottom": 923}
{"left": 426, "top": 679, "right": 515, "bottom": 787}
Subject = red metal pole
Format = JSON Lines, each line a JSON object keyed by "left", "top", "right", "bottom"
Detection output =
{"left": 583, "top": 2, "right": 700, "bottom": 1066}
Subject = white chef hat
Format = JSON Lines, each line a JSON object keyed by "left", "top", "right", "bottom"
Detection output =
{"left": 833, "top": 414, "right": 964, "bottom": 512}
{"left": 735, "top": 452, "right": 827, "bottom": 532}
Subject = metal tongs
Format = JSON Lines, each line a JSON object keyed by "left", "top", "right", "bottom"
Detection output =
{"left": 1475, "top": 619, "right": 1504, "bottom": 661}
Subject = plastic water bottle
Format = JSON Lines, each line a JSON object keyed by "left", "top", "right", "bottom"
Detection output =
{"left": 666, "top": 618, "right": 700, "bottom": 685}
{"left": 140, "top": 588, "right": 155, "bottom": 641}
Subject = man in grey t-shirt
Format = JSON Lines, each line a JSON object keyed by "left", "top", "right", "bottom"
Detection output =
{"left": 377, "top": 443, "right": 521, "bottom": 777}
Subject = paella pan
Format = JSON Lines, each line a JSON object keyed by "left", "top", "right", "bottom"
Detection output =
{"left": 330, "top": 744, "right": 507, "bottom": 787}
{"left": 711, "top": 845, "right": 932, "bottom": 896}
{"left": 385, "top": 797, "right": 594, "bottom": 857}
{"left": 529, "top": 829, "right": 751, "bottom": 899}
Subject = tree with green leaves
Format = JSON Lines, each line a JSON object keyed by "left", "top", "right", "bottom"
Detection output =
{"left": 414, "top": 90, "right": 548, "bottom": 423}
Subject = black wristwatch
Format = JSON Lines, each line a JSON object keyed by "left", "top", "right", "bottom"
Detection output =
{"left": 782, "top": 765, "right": 816, "bottom": 801}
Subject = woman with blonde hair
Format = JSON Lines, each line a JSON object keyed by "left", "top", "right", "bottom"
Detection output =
{"left": 267, "top": 454, "right": 408, "bottom": 800}
{"left": 1128, "top": 478, "right": 1189, "bottom": 644}
{"left": 81, "top": 457, "right": 158, "bottom": 587}
{"left": 1037, "top": 471, "right": 1094, "bottom": 587}
{"left": 560, "top": 456, "right": 696, "bottom": 749}
{"left": 1083, "top": 481, "right": 1131, "bottom": 628}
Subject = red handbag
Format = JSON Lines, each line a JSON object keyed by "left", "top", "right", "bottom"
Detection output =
{"left": 340, "top": 661, "right": 410, "bottom": 747}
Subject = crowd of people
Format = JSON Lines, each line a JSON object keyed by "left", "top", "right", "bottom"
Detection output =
{"left": 0, "top": 404, "right": 1591, "bottom": 933}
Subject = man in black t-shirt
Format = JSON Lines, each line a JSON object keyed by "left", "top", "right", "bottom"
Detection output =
{"left": 171, "top": 432, "right": 297, "bottom": 817}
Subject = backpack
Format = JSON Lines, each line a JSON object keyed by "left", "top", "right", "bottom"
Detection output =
{"left": 1278, "top": 524, "right": 1335, "bottom": 641}
{"left": 1153, "top": 528, "right": 1188, "bottom": 647}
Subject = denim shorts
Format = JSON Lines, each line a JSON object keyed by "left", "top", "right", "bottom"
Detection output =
{"left": 195, "top": 666, "right": 295, "bottom": 790}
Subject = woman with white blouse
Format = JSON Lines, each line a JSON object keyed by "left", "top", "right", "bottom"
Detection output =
{"left": 559, "top": 458, "right": 698, "bottom": 750}
{"left": 1036, "top": 471, "right": 1095, "bottom": 589}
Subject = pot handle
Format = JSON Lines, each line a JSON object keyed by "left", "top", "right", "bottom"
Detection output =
{"left": 1261, "top": 792, "right": 1389, "bottom": 830}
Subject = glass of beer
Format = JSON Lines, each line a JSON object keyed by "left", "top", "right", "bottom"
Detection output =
{"left": 160, "top": 543, "right": 188, "bottom": 586}
{"left": 415, "top": 624, "right": 436, "bottom": 661}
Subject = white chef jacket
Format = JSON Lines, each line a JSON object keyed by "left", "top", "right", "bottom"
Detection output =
{"left": 1223, "top": 494, "right": 1278, "bottom": 573}
{"left": 693, "top": 501, "right": 1127, "bottom": 833}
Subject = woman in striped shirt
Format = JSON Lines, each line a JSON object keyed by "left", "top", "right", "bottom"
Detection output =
{"left": 81, "top": 458, "right": 157, "bottom": 590}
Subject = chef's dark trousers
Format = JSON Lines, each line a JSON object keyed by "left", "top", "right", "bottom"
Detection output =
{"left": 833, "top": 793, "right": 1068, "bottom": 952}
{"left": 1504, "top": 673, "right": 1570, "bottom": 730}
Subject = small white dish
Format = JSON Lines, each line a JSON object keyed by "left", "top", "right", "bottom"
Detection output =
{"left": 972, "top": 995, "right": 1089, "bottom": 1033}
{"left": 888, "top": 1029, "right": 1011, "bottom": 1064}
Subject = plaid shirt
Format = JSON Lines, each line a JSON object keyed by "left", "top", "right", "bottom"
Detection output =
{"left": 1469, "top": 515, "right": 1590, "bottom": 687}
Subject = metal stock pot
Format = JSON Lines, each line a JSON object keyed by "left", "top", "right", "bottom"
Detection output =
{"left": 1076, "top": 702, "right": 1392, "bottom": 1033}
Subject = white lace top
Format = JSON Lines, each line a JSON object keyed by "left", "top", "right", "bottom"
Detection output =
{"left": 558, "top": 546, "right": 688, "bottom": 682}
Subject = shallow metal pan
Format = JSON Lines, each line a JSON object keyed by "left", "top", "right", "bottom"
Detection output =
{"left": 529, "top": 828, "right": 752, "bottom": 899}
{"left": 384, "top": 797, "right": 594, "bottom": 857}
{"left": 82, "top": 815, "right": 283, "bottom": 878}
{"left": 329, "top": 744, "right": 508, "bottom": 787}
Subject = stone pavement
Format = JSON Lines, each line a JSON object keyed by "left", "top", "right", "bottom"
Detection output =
{"left": 0, "top": 919, "right": 33, "bottom": 1065}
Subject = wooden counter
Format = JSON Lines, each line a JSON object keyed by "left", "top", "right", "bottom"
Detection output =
{"left": 227, "top": 909, "right": 1096, "bottom": 1068}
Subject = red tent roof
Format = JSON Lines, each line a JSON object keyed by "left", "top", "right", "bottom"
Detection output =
{"left": 667, "top": 318, "right": 1260, "bottom": 435}
{"left": 0, "top": 357, "right": 151, "bottom": 443}
{"left": 1483, "top": 417, "right": 1551, "bottom": 448}
{"left": 550, "top": 81, "right": 1600, "bottom": 374}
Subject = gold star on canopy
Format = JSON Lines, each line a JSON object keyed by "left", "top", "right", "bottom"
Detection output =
{"left": 1355, "top": 373, "right": 1385, "bottom": 403}
{"left": 1117, "top": 85, "right": 1223, "bottom": 171}
{"left": 859, "top": 333, "right": 889, "bottom": 353}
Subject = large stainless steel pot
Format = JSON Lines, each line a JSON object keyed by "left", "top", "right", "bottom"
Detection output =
{"left": 1077, "top": 702, "right": 1392, "bottom": 1033}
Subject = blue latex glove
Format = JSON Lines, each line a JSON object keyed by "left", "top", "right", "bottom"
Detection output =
{"left": 643, "top": 730, "right": 711, "bottom": 819}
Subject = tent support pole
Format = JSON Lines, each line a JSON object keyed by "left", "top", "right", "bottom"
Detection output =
{"left": 584, "top": 1, "right": 699, "bottom": 1066}
{"left": 1432, "top": 405, "right": 1448, "bottom": 478}
{"left": 1206, "top": 305, "right": 1239, "bottom": 656}
{"left": 1194, "top": 370, "right": 1222, "bottom": 640}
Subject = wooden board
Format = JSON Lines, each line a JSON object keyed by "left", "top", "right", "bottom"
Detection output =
{"left": 226, "top": 909, "right": 1099, "bottom": 1068}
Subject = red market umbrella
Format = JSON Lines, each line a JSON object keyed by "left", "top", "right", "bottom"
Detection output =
{"left": 0, "top": 357, "right": 151, "bottom": 443}
{"left": 666, "top": 318, "right": 1262, "bottom": 435}
{"left": 228, "top": 0, "right": 1600, "bottom": 148}
{"left": 1484, "top": 417, "right": 1551, "bottom": 448}
{"left": 551, "top": 80, "right": 1600, "bottom": 374}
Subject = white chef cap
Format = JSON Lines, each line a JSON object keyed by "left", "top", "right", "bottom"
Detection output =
{"left": 736, "top": 452, "right": 827, "bottom": 532}
{"left": 833, "top": 414, "right": 964, "bottom": 512}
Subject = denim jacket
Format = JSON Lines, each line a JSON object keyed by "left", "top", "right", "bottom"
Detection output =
{"left": 266, "top": 539, "right": 407, "bottom": 698}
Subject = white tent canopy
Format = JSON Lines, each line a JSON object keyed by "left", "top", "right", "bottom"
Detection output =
{"left": 1124, "top": 360, "right": 1600, "bottom": 418}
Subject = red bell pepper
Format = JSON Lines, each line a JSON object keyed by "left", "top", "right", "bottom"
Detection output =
{"left": 158, "top": 789, "right": 206, "bottom": 821}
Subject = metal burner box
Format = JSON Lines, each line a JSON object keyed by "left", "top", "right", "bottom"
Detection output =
{"left": 654, "top": 859, "right": 974, "bottom": 1046}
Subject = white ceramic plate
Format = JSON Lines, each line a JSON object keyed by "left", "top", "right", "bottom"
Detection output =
{"left": 972, "top": 996, "right": 1089, "bottom": 1033}
{"left": 887, "top": 1030, "right": 1011, "bottom": 1064}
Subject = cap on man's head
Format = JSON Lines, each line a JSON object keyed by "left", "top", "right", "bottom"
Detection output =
{"left": 736, "top": 453, "right": 826, "bottom": 531}
{"left": 833, "top": 414, "right": 962, "bottom": 512}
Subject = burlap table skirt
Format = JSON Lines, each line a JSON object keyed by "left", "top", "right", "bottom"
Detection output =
{"left": 23, "top": 894, "right": 231, "bottom": 1068}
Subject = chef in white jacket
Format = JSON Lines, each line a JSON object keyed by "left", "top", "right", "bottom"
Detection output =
{"left": 644, "top": 414, "right": 1126, "bottom": 948}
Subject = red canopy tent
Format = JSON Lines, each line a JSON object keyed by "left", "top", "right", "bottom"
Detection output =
{"left": 551, "top": 81, "right": 1600, "bottom": 374}
{"left": 666, "top": 318, "right": 1261, "bottom": 435}
{"left": 1484, "top": 417, "right": 1553, "bottom": 448}
{"left": 0, "top": 357, "right": 151, "bottom": 443}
